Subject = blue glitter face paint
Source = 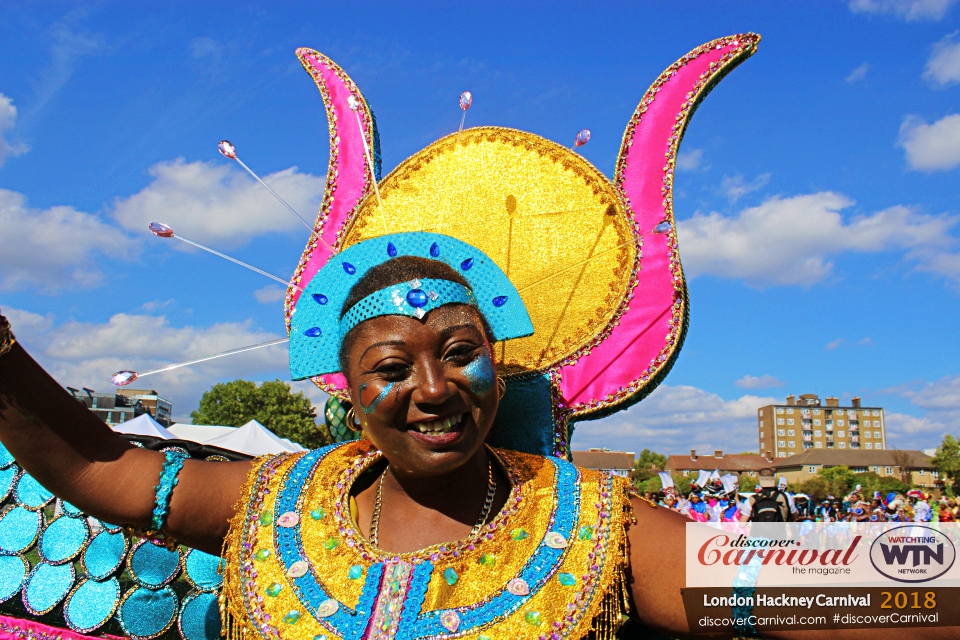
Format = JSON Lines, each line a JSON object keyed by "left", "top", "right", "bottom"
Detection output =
{"left": 462, "top": 353, "right": 496, "bottom": 396}
{"left": 358, "top": 382, "right": 395, "bottom": 414}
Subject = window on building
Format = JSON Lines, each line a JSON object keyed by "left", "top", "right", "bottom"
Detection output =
{"left": 875, "top": 444, "right": 883, "bottom": 450}
{"left": 814, "top": 430, "right": 822, "bottom": 437}
{"left": 787, "top": 408, "right": 794, "bottom": 414}
{"left": 682, "top": 470, "right": 689, "bottom": 476}
{"left": 788, "top": 441, "right": 796, "bottom": 448}
{"left": 837, "top": 419, "right": 845, "bottom": 426}
{"left": 871, "top": 466, "right": 879, "bottom": 473}
{"left": 787, "top": 419, "right": 795, "bottom": 425}
{"left": 777, "top": 419, "right": 784, "bottom": 425}
{"left": 759, "top": 409, "right": 764, "bottom": 416}
{"left": 813, "top": 409, "right": 821, "bottom": 415}
{"left": 838, "top": 430, "right": 845, "bottom": 437}
{"left": 933, "top": 471, "right": 939, "bottom": 477}
{"left": 808, "top": 466, "right": 816, "bottom": 473}
{"left": 778, "top": 441, "right": 785, "bottom": 448}
{"left": 815, "top": 442, "right": 823, "bottom": 448}
{"left": 787, "top": 429, "right": 795, "bottom": 436}
{"left": 106, "top": 411, "right": 113, "bottom": 423}
{"left": 778, "top": 429, "right": 785, "bottom": 436}
{"left": 778, "top": 452, "right": 787, "bottom": 458}
{"left": 918, "top": 469, "right": 925, "bottom": 476}
{"left": 850, "top": 443, "right": 859, "bottom": 449}
{"left": 813, "top": 419, "right": 821, "bottom": 426}
{"left": 827, "top": 442, "right": 835, "bottom": 448}
{"left": 760, "top": 441, "right": 765, "bottom": 449}
{"left": 865, "top": 443, "right": 873, "bottom": 449}
{"left": 874, "top": 431, "right": 882, "bottom": 439}
{"left": 839, "top": 442, "right": 846, "bottom": 448}
{"left": 885, "top": 467, "right": 892, "bottom": 474}
{"left": 776, "top": 408, "right": 784, "bottom": 414}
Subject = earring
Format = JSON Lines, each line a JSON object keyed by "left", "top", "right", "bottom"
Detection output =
{"left": 345, "top": 407, "right": 362, "bottom": 432}
{"left": 497, "top": 376, "right": 507, "bottom": 397}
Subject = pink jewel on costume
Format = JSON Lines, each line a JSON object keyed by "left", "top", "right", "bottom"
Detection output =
{"left": 286, "top": 560, "right": 308, "bottom": 578}
{"left": 148, "top": 222, "right": 174, "bottom": 238}
{"left": 110, "top": 370, "right": 138, "bottom": 387}
{"left": 277, "top": 512, "right": 300, "bottom": 528}
{"left": 316, "top": 599, "right": 339, "bottom": 617}
{"left": 347, "top": 95, "right": 360, "bottom": 112}
{"left": 440, "top": 610, "right": 460, "bottom": 632}
{"left": 574, "top": 128, "right": 591, "bottom": 148}
{"left": 218, "top": 140, "right": 237, "bottom": 159}
{"left": 507, "top": 578, "right": 530, "bottom": 596}
{"left": 459, "top": 91, "right": 472, "bottom": 111}
{"left": 544, "top": 532, "right": 568, "bottom": 549}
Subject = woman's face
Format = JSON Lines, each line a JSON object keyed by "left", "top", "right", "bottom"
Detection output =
{"left": 341, "top": 304, "right": 499, "bottom": 478}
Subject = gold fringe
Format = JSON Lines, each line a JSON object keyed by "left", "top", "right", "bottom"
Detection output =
{"left": 586, "top": 476, "right": 636, "bottom": 640}
{"left": 220, "top": 456, "right": 273, "bottom": 638}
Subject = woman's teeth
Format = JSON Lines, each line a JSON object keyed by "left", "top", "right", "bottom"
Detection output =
{"left": 414, "top": 413, "right": 463, "bottom": 434}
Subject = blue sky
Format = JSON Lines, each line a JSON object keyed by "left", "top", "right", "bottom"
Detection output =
{"left": 1, "top": 1, "right": 959, "bottom": 456}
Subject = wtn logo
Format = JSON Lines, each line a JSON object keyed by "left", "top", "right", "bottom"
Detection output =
{"left": 870, "top": 526, "right": 956, "bottom": 583}
{"left": 879, "top": 543, "right": 944, "bottom": 567}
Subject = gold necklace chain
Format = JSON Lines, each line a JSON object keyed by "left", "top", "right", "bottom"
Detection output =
{"left": 370, "top": 457, "right": 497, "bottom": 547}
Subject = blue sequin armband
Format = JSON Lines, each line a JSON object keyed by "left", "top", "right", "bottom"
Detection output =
{"left": 152, "top": 451, "right": 188, "bottom": 532}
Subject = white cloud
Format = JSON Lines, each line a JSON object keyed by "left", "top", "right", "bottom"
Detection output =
{"left": 720, "top": 173, "right": 771, "bottom": 202}
{"left": 677, "top": 148, "right": 703, "bottom": 171}
{"left": 27, "top": 20, "right": 105, "bottom": 119}
{"left": 735, "top": 374, "right": 785, "bottom": 389}
{"left": 880, "top": 375, "right": 960, "bottom": 447}
{"left": 924, "top": 32, "right": 960, "bottom": 85}
{"left": 857, "top": 337, "right": 874, "bottom": 346}
{"left": 570, "top": 384, "right": 777, "bottom": 455}
{"left": 0, "top": 94, "right": 28, "bottom": 167}
{"left": 849, "top": 0, "right": 957, "bottom": 20}
{"left": 7, "top": 306, "right": 291, "bottom": 423}
{"left": 112, "top": 159, "right": 326, "bottom": 247}
{"left": 826, "top": 338, "right": 845, "bottom": 351}
{"left": 678, "top": 191, "right": 959, "bottom": 287}
{"left": 899, "top": 114, "right": 960, "bottom": 171}
{"left": 846, "top": 63, "right": 872, "bottom": 84}
{"left": 254, "top": 285, "right": 286, "bottom": 304}
{"left": 190, "top": 37, "right": 223, "bottom": 62}
{"left": 0, "top": 189, "right": 138, "bottom": 293}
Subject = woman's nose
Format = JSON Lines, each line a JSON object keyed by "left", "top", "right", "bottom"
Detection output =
{"left": 412, "top": 357, "right": 455, "bottom": 405}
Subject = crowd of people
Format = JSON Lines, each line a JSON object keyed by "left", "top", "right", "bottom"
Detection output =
{"left": 645, "top": 468, "right": 950, "bottom": 523}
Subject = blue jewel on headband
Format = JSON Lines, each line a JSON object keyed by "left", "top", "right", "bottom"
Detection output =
{"left": 288, "top": 232, "right": 534, "bottom": 379}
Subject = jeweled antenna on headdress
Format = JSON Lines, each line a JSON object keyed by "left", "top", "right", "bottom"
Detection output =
{"left": 458, "top": 91, "right": 472, "bottom": 135}
{"left": 573, "top": 128, "right": 590, "bottom": 150}
{"left": 347, "top": 95, "right": 387, "bottom": 235}
{"left": 110, "top": 337, "right": 289, "bottom": 387}
{"left": 217, "top": 140, "right": 336, "bottom": 254}
{"left": 148, "top": 222, "right": 303, "bottom": 291}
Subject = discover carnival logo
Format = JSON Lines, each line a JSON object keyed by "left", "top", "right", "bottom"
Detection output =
{"left": 869, "top": 525, "right": 956, "bottom": 583}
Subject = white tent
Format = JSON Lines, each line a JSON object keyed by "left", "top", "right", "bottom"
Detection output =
{"left": 168, "top": 423, "right": 237, "bottom": 443}
{"left": 111, "top": 413, "right": 176, "bottom": 439}
{"left": 204, "top": 420, "right": 305, "bottom": 456}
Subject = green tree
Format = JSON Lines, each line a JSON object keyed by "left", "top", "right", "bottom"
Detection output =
{"left": 933, "top": 434, "right": 960, "bottom": 494}
{"left": 631, "top": 449, "right": 668, "bottom": 486}
{"left": 797, "top": 465, "right": 856, "bottom": 501}
{"left": 191, "top": 379, "right": 331, "bottom": 449}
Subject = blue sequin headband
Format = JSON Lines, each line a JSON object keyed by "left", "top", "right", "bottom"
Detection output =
{"left": 340, "top": 278, "right": 477, "bottom": 338}
{"left": 289, "top": 232, "right": 534, "bottom": 378}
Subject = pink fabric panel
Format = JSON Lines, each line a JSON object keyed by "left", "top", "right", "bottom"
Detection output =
{"left": 289, "top": 51, "right": 371, "bottom": 308}
{"left": 559, "top": 45, "right": 730, "bottom": 409}
{"left": 0, "top": 615, "right": 123, "bottom": 640}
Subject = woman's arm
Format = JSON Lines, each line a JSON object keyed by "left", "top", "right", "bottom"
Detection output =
{"left": 0, "top": 340, "right": 250, "bottom": 555}
{"left": 627, "top": 499, "right": 959, "bottom": 639}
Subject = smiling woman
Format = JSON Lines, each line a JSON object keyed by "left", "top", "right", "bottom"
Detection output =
{"left": 3, "top": 35, "right": 954, "bottom": 640}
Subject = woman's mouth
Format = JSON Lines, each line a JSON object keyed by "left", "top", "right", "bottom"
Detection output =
{"left": 407, "top": 413, "right": 467, "bottom": 445}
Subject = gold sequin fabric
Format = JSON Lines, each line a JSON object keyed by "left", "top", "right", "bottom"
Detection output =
{"left": 341, "top": 128, "right": 637, "bottom": 377}
{"left": 221, "top": 441, "right": 634, "bottom": 639}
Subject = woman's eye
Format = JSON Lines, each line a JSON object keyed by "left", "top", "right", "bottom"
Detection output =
{"left": 374, "top": 362, "right": 411, "bottom": 379}
{"left": 445, "top": 343, "right": 480, "bottom": 361}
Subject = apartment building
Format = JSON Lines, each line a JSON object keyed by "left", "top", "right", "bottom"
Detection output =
{"left": 758, "top": 393, "right": 885, "bottom": 458}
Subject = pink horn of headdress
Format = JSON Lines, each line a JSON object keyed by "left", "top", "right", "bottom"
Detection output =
{"left": 286, "top": 49, "right": 379, "bottom": 394}
{"left": 557, "top": 34, "right": 761, "bottom": 426}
